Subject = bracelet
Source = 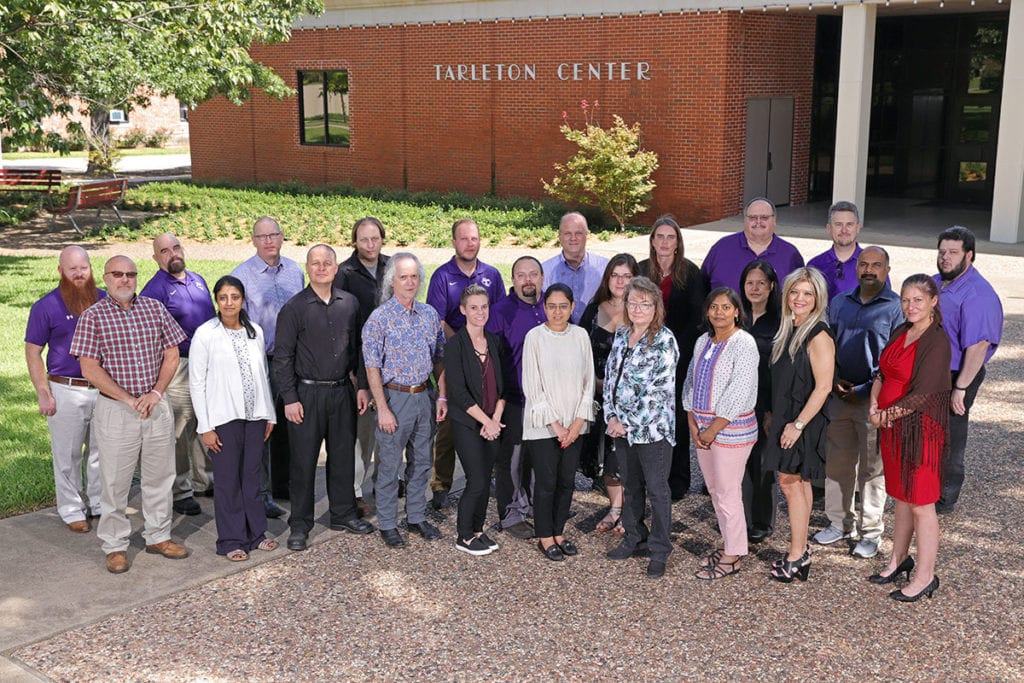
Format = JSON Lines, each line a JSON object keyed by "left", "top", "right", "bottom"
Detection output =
{"left": 150, "top": 389, "right": 163, "bottom": 399}
{"left": 954, "top": 385, "right": 968, "bottom": 391}
{"left": 437, "top": 396, "right": 447, "bottom": 402}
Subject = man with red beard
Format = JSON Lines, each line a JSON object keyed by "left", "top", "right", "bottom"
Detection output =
{"left": 141, "top": 233, "right": 216, "bottom": 513}
{"left": 25, "top": 246, "right": 106, "bottom": 533}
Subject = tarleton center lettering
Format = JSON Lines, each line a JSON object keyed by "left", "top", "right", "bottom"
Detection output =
{"left": 434, "top": 62, "right": 651, "bottom": 82}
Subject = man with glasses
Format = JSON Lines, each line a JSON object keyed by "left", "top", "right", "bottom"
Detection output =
{"left": 807, "top": 201, "right": 882, "bottom": 303}
{"left": 701, "top": 197, "right": 804, "bottom": 292}
{"left": 70, "top": 256, "right": 190, "bottom": 574}
{"left": 542, "top": 212, "right": 607, "bottom": 324}
{"left": 231, "top": 217, "right": 305, "bottom": 519}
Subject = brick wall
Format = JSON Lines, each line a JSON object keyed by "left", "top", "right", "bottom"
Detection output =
{"left": 39, "top": 93, "right": 189, "bottom": 146}
{"left": 190, "top": 13, "right": 815, "bottom": 227}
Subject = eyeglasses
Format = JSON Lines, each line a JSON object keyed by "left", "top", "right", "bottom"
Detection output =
{"left": 745, "top": 214, "right": 774, "bottom": 222}
{"left": 626, "top": 301, "right": 654, "bottom": 311}
{"left": 835, "top": 261, "right": 845, "bottom": 279}
{"left": 104, "top": 271, "right": 138, "bottom": 279}
{"left": 609, "top": 273, "right": 633, "bottom": 281}
{"left": 254, "top": 232, "right": 283, "bottom": 241}
{"left": 544, "top": 303, "right": 572, "bottom": 312}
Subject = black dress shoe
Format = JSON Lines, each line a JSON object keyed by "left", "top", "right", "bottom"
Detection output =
{"left": 286, "top": 530, "right": 307, "bottom": 551}
{"left": 264, "top": 498, "right": 287, "bottom": 519}
{"left": 557, "top": 539, "right": 578, "bottom": 556}
{"left": 748, "top": 527, "right": 774, "bottom": 544}
{"left": 430, "top": 490, "right": 449, "bottom": 510}
{"left": 380, "top": 528, "right": 405, "bottom": 548}
{"left": 537, "top": 540, "right": 564, "bottom": 561}
{"left": 647, "top": 559, "right": 666, "bottom": 578}
{"left": 173, "top": 496, "right": 201, "bottom": 516}
{"left": 407, "top": 520, "right": 441, "bottom": 541}
{"left": 331, "top": 517, "right": 375, "bottom": 535}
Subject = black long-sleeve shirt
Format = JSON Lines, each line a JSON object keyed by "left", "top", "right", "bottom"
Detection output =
{"left": 273, "top": 286, "right": 364, "bottom": 404}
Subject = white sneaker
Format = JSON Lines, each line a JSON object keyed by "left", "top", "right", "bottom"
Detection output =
{"left": 812, "top": 526, "right": 853, "bottom": 545}
{"left": 851, "top": 538, "right": 879, "bottom": 558}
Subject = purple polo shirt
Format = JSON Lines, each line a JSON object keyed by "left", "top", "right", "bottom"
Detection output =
{"left": 934, "top": 266, "right": 1003, "bottom": 371}
{"left": 700, "top": 231, "right": 805, "bottom": 292}
{"left": 485, "top": 289, "right": 546, "bottom": 404}
{"left": 140, "top": 268, "right": 215, "bottom": 356}
{"left": 426, "top": 257, "right": 506, "bottom": 331}
{"left": 25, "top": 288, "right": 107, "bottom": 378}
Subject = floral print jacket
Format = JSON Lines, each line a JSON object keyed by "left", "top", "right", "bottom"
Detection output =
{"left": 603, "top": 325, "right": 679, "bottom": 446}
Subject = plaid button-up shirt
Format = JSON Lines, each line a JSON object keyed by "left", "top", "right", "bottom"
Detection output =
{"left": 70, "top": 294, "right": 187, "bottom": 397}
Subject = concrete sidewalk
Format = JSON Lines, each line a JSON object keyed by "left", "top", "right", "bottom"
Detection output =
{"left": 0, "top": 153, "right": 192, "bottom": 175}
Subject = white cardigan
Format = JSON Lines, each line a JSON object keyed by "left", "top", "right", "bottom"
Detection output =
{"left": 189, "top": 318, "right": 276, "bottom": 434}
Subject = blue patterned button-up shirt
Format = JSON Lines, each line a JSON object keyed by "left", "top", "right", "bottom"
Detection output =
{"left": 362, "top": 296, "right": 445, "bottom": 385}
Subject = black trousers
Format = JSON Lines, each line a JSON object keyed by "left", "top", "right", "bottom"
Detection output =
{"left": 617, "top": 437, "right": 673, "bottom": 562}
{"left": 742, "top": 410, "right": 777, "bottom": 533}
{"left": 529, "top": 437, "right": 581, "bottom": 538}
{"left": 940, "top": 366, "right": 985, "bottom": 511}
{"left": 261, "top": 354, "right": 291, "bottom": 500}
{"left": 452, "top": 420, "right": 499, "bottom": 540}
{"left": 287, "top": 382, "right": 357, "bottom": 533}
{"left": 668, "top": 388, "right": 692, "bottom": 498}
{"left": 495, "top": 401, "right": 524, "bottom": 521}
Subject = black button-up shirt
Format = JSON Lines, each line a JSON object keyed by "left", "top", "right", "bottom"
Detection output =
{"left": 273, "top": 286, "right": 364, "bottom": 404}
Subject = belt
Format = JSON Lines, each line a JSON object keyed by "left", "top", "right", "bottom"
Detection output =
{"left": 385, "top": 381, "right": 429, "bottom": 394}
{"left": 48, "top": 374, "right": 94, "bottom": 389}
{"left": 299, "top": 378, "right": 350, "bottom": 387}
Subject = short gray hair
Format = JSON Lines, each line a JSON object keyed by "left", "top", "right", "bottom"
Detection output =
{"left": 379, "top": 252, "right": 425, "bottom": 304}
{"left": 828, "top": 200, "right": 860, "bottom": 225}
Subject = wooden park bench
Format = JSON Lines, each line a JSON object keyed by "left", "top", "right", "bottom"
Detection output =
{"left": 0, "top": 168, "right": 63, "bottom": 205}
{"left": 44, "top": 178, "right": 128, "bottom": 235}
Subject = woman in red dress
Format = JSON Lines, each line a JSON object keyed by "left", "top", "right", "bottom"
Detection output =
{"left": 868, "top": 274, "right": 951, "bottom": 602}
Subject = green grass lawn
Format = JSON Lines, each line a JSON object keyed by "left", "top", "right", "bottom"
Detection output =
{"left": 0, "top": 255, "right": 513, "bottom": 519}
{"left": 2, "top": 147, "right": 190, "bottom": 160}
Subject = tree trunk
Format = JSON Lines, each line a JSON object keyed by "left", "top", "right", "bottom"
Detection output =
{"left": 85, "top": 107, "right": 117, "bottom": 177}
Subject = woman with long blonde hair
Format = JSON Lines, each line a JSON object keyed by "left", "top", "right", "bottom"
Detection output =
{"left": 762, "top": 268, "right": 835, "bottom": 582}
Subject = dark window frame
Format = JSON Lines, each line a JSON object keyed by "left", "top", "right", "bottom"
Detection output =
{"left": 298, "top": 69, "right": 350, "bottom": 148}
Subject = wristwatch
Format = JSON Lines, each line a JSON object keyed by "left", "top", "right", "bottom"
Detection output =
{"left": 794, "top": 420, "right": 805, "bottom": 431}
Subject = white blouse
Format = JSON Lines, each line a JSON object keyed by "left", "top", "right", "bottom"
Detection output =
{"left": 521, "top": 324, "right": 596, "bottom": 441}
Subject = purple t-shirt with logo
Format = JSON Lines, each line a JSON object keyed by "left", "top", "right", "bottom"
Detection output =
{"left": 426, "top": 257, "right": 506, "bottom": 331}
{"left": 139, "top": 268, "right": 215, "bottom": 356}
{"left": 25, "top": 287, "right": 107, "bottom": 377}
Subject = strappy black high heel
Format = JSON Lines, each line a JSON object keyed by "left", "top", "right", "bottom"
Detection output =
{"left": 772, "top": 543, "right": 810, "bottom": 571}
{"left": 868, "top": 556, "right": 914, "bottom": 585}
{"left": 771, "top": 547, "right": 811, "bottom": 583}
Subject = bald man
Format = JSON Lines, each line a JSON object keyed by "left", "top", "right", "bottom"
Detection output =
{"left": 141, "top": 233, "right": 217, "bottom": 512}
{"left": 71, "top": 255, "right": 190, "bottom": 573}
{"left": 25, "top": 246, "right": 106, "bottom": 532}
{"left": 273, "top": 244, "right": 374, "bottom": 551}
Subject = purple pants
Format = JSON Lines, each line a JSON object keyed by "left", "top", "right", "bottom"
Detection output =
{"left": 212, "top": 419, "right": 268, "bottom": 555}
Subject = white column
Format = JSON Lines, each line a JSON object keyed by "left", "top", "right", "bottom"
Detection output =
{"left": 991, "top": 2, "right": 1024, "bottom": 244}
{"left": 832, "top": 4, "right": 876, "bottom": 219}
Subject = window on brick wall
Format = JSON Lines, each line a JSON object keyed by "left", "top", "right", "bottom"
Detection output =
{"left": 299, "top": 70, "right": 350, "bottom": 146}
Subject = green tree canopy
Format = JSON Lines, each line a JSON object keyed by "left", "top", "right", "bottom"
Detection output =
{"left": 0, "top": 0, "right": 322, "bottom": 164}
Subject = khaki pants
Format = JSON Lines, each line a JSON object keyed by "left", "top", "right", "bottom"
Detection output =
{"left": 94, "top": 395, "right": 175, "bottom": 554}
{"left": 824, "top": 394, "right": 885, "bottom": 540}
{"left": 165, "top": 359, "right": 214, "bottom": 497}
{"left": 46, "top": 381, "right": 102, "bottom": 522}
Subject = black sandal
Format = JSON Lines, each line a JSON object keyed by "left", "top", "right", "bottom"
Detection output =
{"left": 695, "top": 558, "right": 741, "bottom": 581}
{"left": 770, "top": 549, "right": 811, "bottom": 583}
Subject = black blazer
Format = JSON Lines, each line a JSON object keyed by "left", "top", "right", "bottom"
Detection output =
{"left": 444, "top": 327, "right": 505, "bottom": 430}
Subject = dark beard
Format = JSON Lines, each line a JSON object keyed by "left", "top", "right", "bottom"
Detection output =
{"left": 59, "top": 274, "right": 100, "bottom": 316}
{"left": 939, "top": 257, "right": 967, "bottom": 282}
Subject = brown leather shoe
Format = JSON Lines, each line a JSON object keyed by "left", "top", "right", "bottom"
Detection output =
{"left": 105, "top": 551, "right": 130, "bottom": 574}
{"left": 67, "top": 519, "right": 91, "bottom": 533}
{"left": 145, "top": 540, "right": 191, "bottom": 559}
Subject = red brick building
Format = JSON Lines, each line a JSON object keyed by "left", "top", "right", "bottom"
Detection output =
{"left": 189, "top": 0, "right": 1023, "bottom": 241}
